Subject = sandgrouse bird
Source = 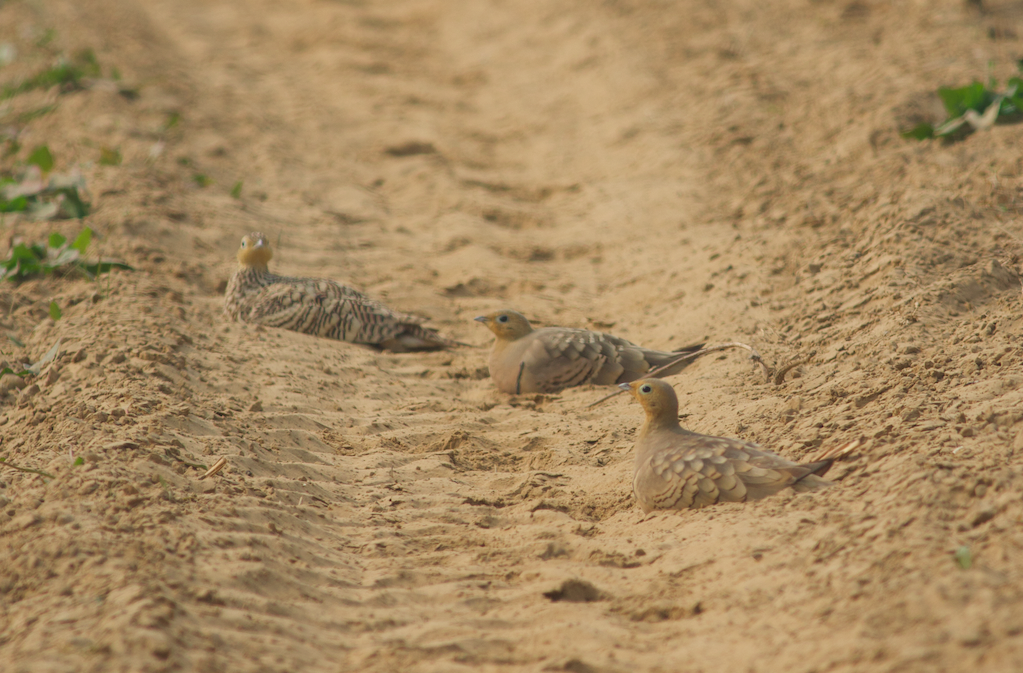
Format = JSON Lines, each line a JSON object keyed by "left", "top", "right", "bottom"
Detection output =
{"left": 621, "top": 379, "right": 833, "bottom": 512}
{"left": 225, "top": 232, "right": 460, "bottom": 351}
{"left": 474, "top": 309, "right": 704, "bottom": 394}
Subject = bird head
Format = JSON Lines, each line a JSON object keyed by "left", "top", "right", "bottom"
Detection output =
{"left": 473, "top": 310, "right": 534, "bottom": 341}
{"left": 619, "top": 379, "right": 680, "bottom": 425}
{"left": 237, "top": 232, "right": 272, "bottom": 267}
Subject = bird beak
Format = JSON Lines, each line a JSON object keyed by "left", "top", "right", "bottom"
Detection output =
{"left": 254, "top": 239, "right": 265, "bottom": 248}
{"left": 473, "top": 316, "right": 488, "bottom": 323}
{"left": 618, "top": 383, "right": 632, "bottom": 392}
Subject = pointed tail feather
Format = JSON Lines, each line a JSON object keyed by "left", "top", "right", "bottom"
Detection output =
{"left": 647, "top": 342, "right": 708, "bottom": 377}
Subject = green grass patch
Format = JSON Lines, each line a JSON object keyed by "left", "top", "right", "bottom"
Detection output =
{"left": 0, "top": 457, "right": 56, "bottom": 480}
{"left": 0, "top": 49, "right": 102, "bottom": 101}
{"left": 26, "top": 145, "right": 54, "bottom": 172}
{"left": 0, "top": 227, "right": 133, "bottom": 283}
{"left": 13, "top": 104, "right": 58, "bottom": 124}
{"left": 1, "top": 145, "right": 92, "bottom": 219}
{"left": 904, "top": 63, "right": 1023, "bottom": 141}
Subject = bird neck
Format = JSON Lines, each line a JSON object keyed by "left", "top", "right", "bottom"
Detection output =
{"left": 494, "top": 328, "right": 531, "bottom": 349}
{"left": 641, "top": 408, "right": 681, "bottom": 434}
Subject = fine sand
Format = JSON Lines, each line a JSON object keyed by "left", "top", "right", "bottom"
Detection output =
{"left": 2, "top": 0, "right": 1023, "bottom": 671}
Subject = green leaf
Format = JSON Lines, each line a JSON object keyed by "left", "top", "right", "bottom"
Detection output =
{"left": 5, "top": 243, "right": 45, "bottom": 275}
{"left": 164, "top": 112, "right": 181, "bottom": 131}
{"left": 70, "top": 227, "right": 92, "bottom": 253}
{"left": 48, "top": 301, "right": 61, "bottom": 321}
{"left": 73, "top": 456, "right": 85, "bottom": 466}
{"left": 192, "top": 173, "right": 212, "bottom": 188}
{"left": 954, "top": 545, "right": 972, "bottom": 570}
{"left": 26, "top": 145, "right": 54, "bottom": 172}
{"left": 48, "top": 232, "right": 66, "bottom": 248}
{"left": 937, "top": 82, "right": 994, "bottom": 117}
{"left": 54, "top": 186, "right": 89, "bottom": 219}
{"left": 99, "top": 146, "right": 121, "bottom": 166}
{"left": 901, "top": 123, "right": 935, "bottom": 140}
{"left": 0, "top": 195, "right": 28, "bottom": 212}
{"left": 231, "top": 181, "right": 243, "bottom": 199}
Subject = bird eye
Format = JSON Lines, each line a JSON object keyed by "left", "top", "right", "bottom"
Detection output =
{"left": 241, "top": 240, "right": 248, "bottom": 248}
{"left": 640, "top": 384, "right": 652, "bottom": 393}
{"left": 497, "top": 315, "right": 509, "bottom": 323}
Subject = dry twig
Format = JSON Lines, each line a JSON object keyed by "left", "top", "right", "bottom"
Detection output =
{"left": 812, "top": 438, "right": 862, "bottom": 463}
{"left": 198, "top": 456, "right": 227, "bottom": 480}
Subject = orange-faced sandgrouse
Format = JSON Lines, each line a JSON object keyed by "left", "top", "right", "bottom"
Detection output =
{"left": 620, "top": 379, "right": 833, "bottom": 512}
{"left": 225, "top": 232, "right": 461, "bottom": 351}
{"left": 474, "top": 310, "right": 704, "bottom": 394}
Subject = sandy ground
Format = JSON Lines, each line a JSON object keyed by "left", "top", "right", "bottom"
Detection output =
{"left": 2, "top": 0, "right": 1023, "bottom": 671}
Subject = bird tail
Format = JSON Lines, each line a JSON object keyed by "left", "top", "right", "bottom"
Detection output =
{"left": 378, "top": 324, "right": 471, "bottom": 352}
{"left": 790, "top": 459, "right": 834, "bottom": 492}
{"left": 646, "top": 342, "right": 708, "bottom": 377}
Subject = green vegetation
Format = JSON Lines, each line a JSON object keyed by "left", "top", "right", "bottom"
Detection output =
{"left": 99, "top": 146, "right": 122, "bottom": 166}
{"left": 954, "top": 545, "right": 973, "bottom": 570}
{"left": 0, "top": 227, "right": 133, "bottom": 283}
{"left": 0, "top": 48, "right": 101, "bottom": 101}
{"left": 0, "top": 144, "right": 91, "bottom": 219}
{"left": 27, "top": 145, "right": 54, "bottom": 172}
{"left": 0, "top": 458, "right": 56, "bottom": 480}
{"left": 904, "top": 63, "right": 1023, "bottom": 140}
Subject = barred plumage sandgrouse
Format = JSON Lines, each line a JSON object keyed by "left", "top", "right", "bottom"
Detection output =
{"left": 225, "top": 232, "right": 460, "bottom": 351}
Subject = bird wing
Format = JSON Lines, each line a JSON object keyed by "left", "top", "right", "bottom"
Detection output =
{"left": 521, "top": 328, "right": 633, "bottom": 392}
{"left": 637, "top": 432, "right": 829, "bottom": 511}
{"left": 534, "top": 329, "right": 700, "bottom": 384}
{"left": 242, "top": 279, "right": 423, "bottom": 345}
{"left": 639, "top": 433, "right": 749, "bottom": 510}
